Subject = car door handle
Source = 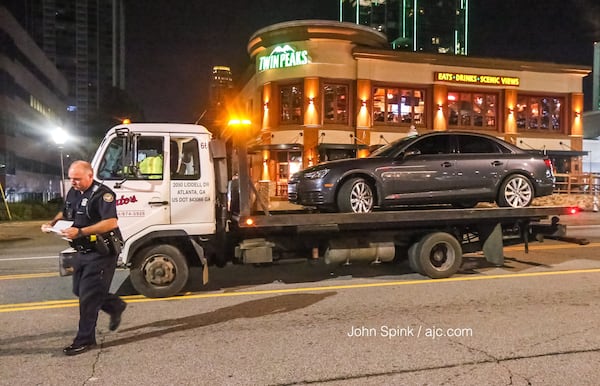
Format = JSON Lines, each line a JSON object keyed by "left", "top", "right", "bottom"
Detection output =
{"left": 148, "top": 201, "right": 169, "bottom": 206}
{"left": 491, "top": 161, "right": 503, "bottom": 166}
{"left": 441, "top": 162, "right": 453, "bottom": 167}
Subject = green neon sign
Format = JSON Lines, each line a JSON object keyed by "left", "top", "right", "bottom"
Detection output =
{"left": 258, "top": 45, "right": 309, "bottom": 72}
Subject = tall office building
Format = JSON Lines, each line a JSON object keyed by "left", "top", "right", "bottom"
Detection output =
{"left": 210, "top": 66, "right": 234, "bottom": 109}
{"left": 6, "top": 0, "right": 126, "bottom": 137}
{"left": 339, "top": 0, "right": 469, "bottom": 55}
{"left": 201, "top": 66, "right": 234, "bottom": 137}
{"left": 1, "top": 6, "right": 69, "bottom": 201}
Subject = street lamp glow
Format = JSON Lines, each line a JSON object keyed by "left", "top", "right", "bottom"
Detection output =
{"left": 52, "top": 127, "right": 67, "bottom": 146}
{"left": 52, "top": 127, "right": 68, "bottom": 198}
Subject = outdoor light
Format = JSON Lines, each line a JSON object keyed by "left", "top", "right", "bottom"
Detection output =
{"left": 52, "top": 127, "right": 68, "bottom": 198}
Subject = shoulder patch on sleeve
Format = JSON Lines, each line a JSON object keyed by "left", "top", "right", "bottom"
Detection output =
{"left": 103, "top": 192, "right": 115, "bottom": 203}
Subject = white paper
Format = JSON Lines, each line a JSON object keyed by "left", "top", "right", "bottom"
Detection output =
{"left": 50, "top": 220, "right": 73, "bottom": 234}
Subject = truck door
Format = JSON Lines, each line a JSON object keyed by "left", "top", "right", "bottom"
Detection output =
{"left": 96, "top": 133, "right": 170, "bottom": 239}
{"left": 169, "top": 135, "right": 215, "bottom": 231}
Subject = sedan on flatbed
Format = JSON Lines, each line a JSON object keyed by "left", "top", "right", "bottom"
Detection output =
{"left": 288, "top": 131, "right": 555, "bottom": 213}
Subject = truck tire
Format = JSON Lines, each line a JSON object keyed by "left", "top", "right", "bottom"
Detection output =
{"left": 407, "top": 241, "right": 423, "bottom": 275}
{"left": 130, "top": 244, "right": 189, "bottom": 298}
{"left": 415, "top": 232, "right": 462, "bottom": 279}
{"left": 497, "top": 174, "right": 534, "bottom": 208}
{"left": 337, "top": 177, "right": 374, "bottom": 213}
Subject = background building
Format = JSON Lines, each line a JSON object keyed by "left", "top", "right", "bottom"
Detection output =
{"left": 339, "top": 0, "right": 468, "bottom": 55}
{"left": 5, "top": 0, "right": 126, "bottom": 138}
{"left": 201, "top": 65, "right": 235, "bottom": 138}
{"left": 1, "top": 6, "right": 69, "bottom": 201}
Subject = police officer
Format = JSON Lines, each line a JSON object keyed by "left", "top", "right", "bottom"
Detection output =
{"left": 42, "top": 160, "right": 127, "bottom": 356}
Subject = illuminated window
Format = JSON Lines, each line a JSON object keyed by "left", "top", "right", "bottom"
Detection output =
{"left": 448, "top": 92, "right": 497, "bottom": 129}
{"left": 280, "top": 84, "right": 303, "bottom": 124}
{"left": 373, "top": 87, "right": 425, "bottom": 126}
{"left": 515, "top": 96, "right": 562, "bottom": 132}
{"left": 323, "top": 84, "right": 348, "bottom": 124}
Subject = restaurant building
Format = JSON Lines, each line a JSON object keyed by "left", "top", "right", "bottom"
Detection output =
{"left": 234, "top": 20, "right": 591, "bottom": 199}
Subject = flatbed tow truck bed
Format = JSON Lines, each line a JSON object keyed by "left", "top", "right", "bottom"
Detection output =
{"left": 232, "top": 206, "right": 584, "bottom": 274}
{"left": 239, "top": 206, "right": 577, "bottom": 230}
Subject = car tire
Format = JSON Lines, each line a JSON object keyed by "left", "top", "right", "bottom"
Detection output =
{"left": 130, "top": 244, "right": 189, "bottom": 298}
{"left": 337, "top": 177, "right": 374, "bottom": 213}
{"left": 497, "top": 174, "right": 534, "bottom": 208}
{"left": 415, "top": 232, "right": 463, "bottom": 279}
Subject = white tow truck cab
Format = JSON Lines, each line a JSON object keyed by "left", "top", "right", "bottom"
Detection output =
{"left": 88, "top": 123, "right": 581, "bottom": 298}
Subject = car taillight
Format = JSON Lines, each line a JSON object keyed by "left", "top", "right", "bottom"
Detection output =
{"left": 544, "top": 158, "right": 553, "bottom": 171}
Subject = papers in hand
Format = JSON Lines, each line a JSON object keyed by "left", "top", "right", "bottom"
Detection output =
{"left": 46, "top": 220, "right": 74, "bottom": 241}
{"left": 49, "top": 220, "right": 73, "bottom": 234}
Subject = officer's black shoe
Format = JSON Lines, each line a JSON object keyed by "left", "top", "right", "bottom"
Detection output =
{"left": 109, "top": 303, "right": 127, "bottom": 331}
{"left": 63, "top": 343, "right": 95, "bottom": 356}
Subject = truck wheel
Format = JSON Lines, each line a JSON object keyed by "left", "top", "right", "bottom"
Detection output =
{"left": 415, "top": 232, "right": 462, "bottom": 279}
{"left": 337, "top": 177, "right": 374, "bottom": 213}
{"left": 407, "top": 242, "right": 423, "bottom": 275}
{"left": 497, "top": 174, "right": 533, "bottom": 208}
{"left": 130, "top": 245, "right": 189, "bottom": 298}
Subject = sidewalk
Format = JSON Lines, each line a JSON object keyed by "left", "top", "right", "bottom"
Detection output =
{"left": 0, "top": 220, "right": 47, "bottom": 242}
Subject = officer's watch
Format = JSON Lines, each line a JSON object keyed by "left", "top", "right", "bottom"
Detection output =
{"left": 77, "top": 228, "right": 84, "bottom": 238}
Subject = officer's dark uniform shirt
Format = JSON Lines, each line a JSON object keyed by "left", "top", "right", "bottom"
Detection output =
{"left": 63, "top": 181, "right": 118, "bottom": 245}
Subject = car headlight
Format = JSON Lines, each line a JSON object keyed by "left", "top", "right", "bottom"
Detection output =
{"left": 304, "top": 168, "right": 329, "bottom": 179}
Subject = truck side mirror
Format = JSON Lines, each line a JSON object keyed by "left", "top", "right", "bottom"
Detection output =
{"left": 210, "top": 139, "right": 228, "bottom": 194}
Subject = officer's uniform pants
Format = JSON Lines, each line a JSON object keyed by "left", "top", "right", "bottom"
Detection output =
{"left": 71, "top": 251, "right": 126, "bottom": 345}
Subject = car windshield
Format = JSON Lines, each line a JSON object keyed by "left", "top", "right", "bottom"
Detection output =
{"left": 369, "top": 136, "right": 416, "bottom": 158}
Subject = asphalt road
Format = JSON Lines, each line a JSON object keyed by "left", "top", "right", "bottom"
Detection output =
{"left": 1, "top": 212, "right": 599, "bottom": 384}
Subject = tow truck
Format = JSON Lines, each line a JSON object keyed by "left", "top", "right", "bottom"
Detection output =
{"left": 82, "top": 122, "right": 581, "bottom": 298}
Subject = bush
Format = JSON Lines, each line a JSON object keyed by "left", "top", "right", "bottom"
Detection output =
{"left": 2, "top": 201, "right": 63, "bottom": 221}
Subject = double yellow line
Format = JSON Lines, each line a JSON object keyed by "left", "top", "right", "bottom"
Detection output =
{"left": 0, "top": 272, "right": 59, "bottom": 280}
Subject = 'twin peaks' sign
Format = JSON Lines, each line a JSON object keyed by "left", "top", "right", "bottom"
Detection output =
{"left": 258, "top": 45, "right": 309, "bottom": 72}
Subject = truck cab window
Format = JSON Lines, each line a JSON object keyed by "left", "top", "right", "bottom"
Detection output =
{"left": 137, "top": 137, "right": 164, "bottom": 179}
{"left": 98, "top": 138, "right": 125, "bottom": 179}
{"left": 171, "top": 138, "right": 200, "bottom": 180}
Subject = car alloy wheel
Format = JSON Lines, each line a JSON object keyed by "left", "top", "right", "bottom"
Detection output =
{"left": 499, "top": 174, "right": 533, "bottom": 208}
{"left": 338, "top": 177, "right": 374, "bottom": 213}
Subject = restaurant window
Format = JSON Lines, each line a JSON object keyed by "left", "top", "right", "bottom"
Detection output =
{"left": 323, "top": 84, "right": 348, "bottom": 124}
{"left": 280, "top": 84, "right": 303, "bottom": 124}
{"left": 515, "top": 96, "right": 562, "bottom": 132}
{"left": 448, "top": 92, "right": 497, "bottom": 129}
{"left": 373, "top": 87, "right": 425, "bottom": 125}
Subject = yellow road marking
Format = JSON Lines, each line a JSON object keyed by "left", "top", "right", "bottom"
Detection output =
{"left": 0, "top": 272, "right": 59, "bottom": 280}
{"left": 2, "top": 267, "right": 600, "bottom": 313}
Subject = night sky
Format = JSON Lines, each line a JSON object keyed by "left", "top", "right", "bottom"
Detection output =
{"left": 125, "top": 0, "right": 600, "bottom": 123}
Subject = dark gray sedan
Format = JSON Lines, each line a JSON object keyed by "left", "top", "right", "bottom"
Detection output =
{"left": 288, "top": 131, "right": 555, "bottom": 213}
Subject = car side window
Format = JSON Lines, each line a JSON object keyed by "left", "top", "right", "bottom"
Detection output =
{"left": 406, "top": 136, "right": 449, "bottom": 155}
{"left": 458, "top": 136, "right": 500, "bottom": 154}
